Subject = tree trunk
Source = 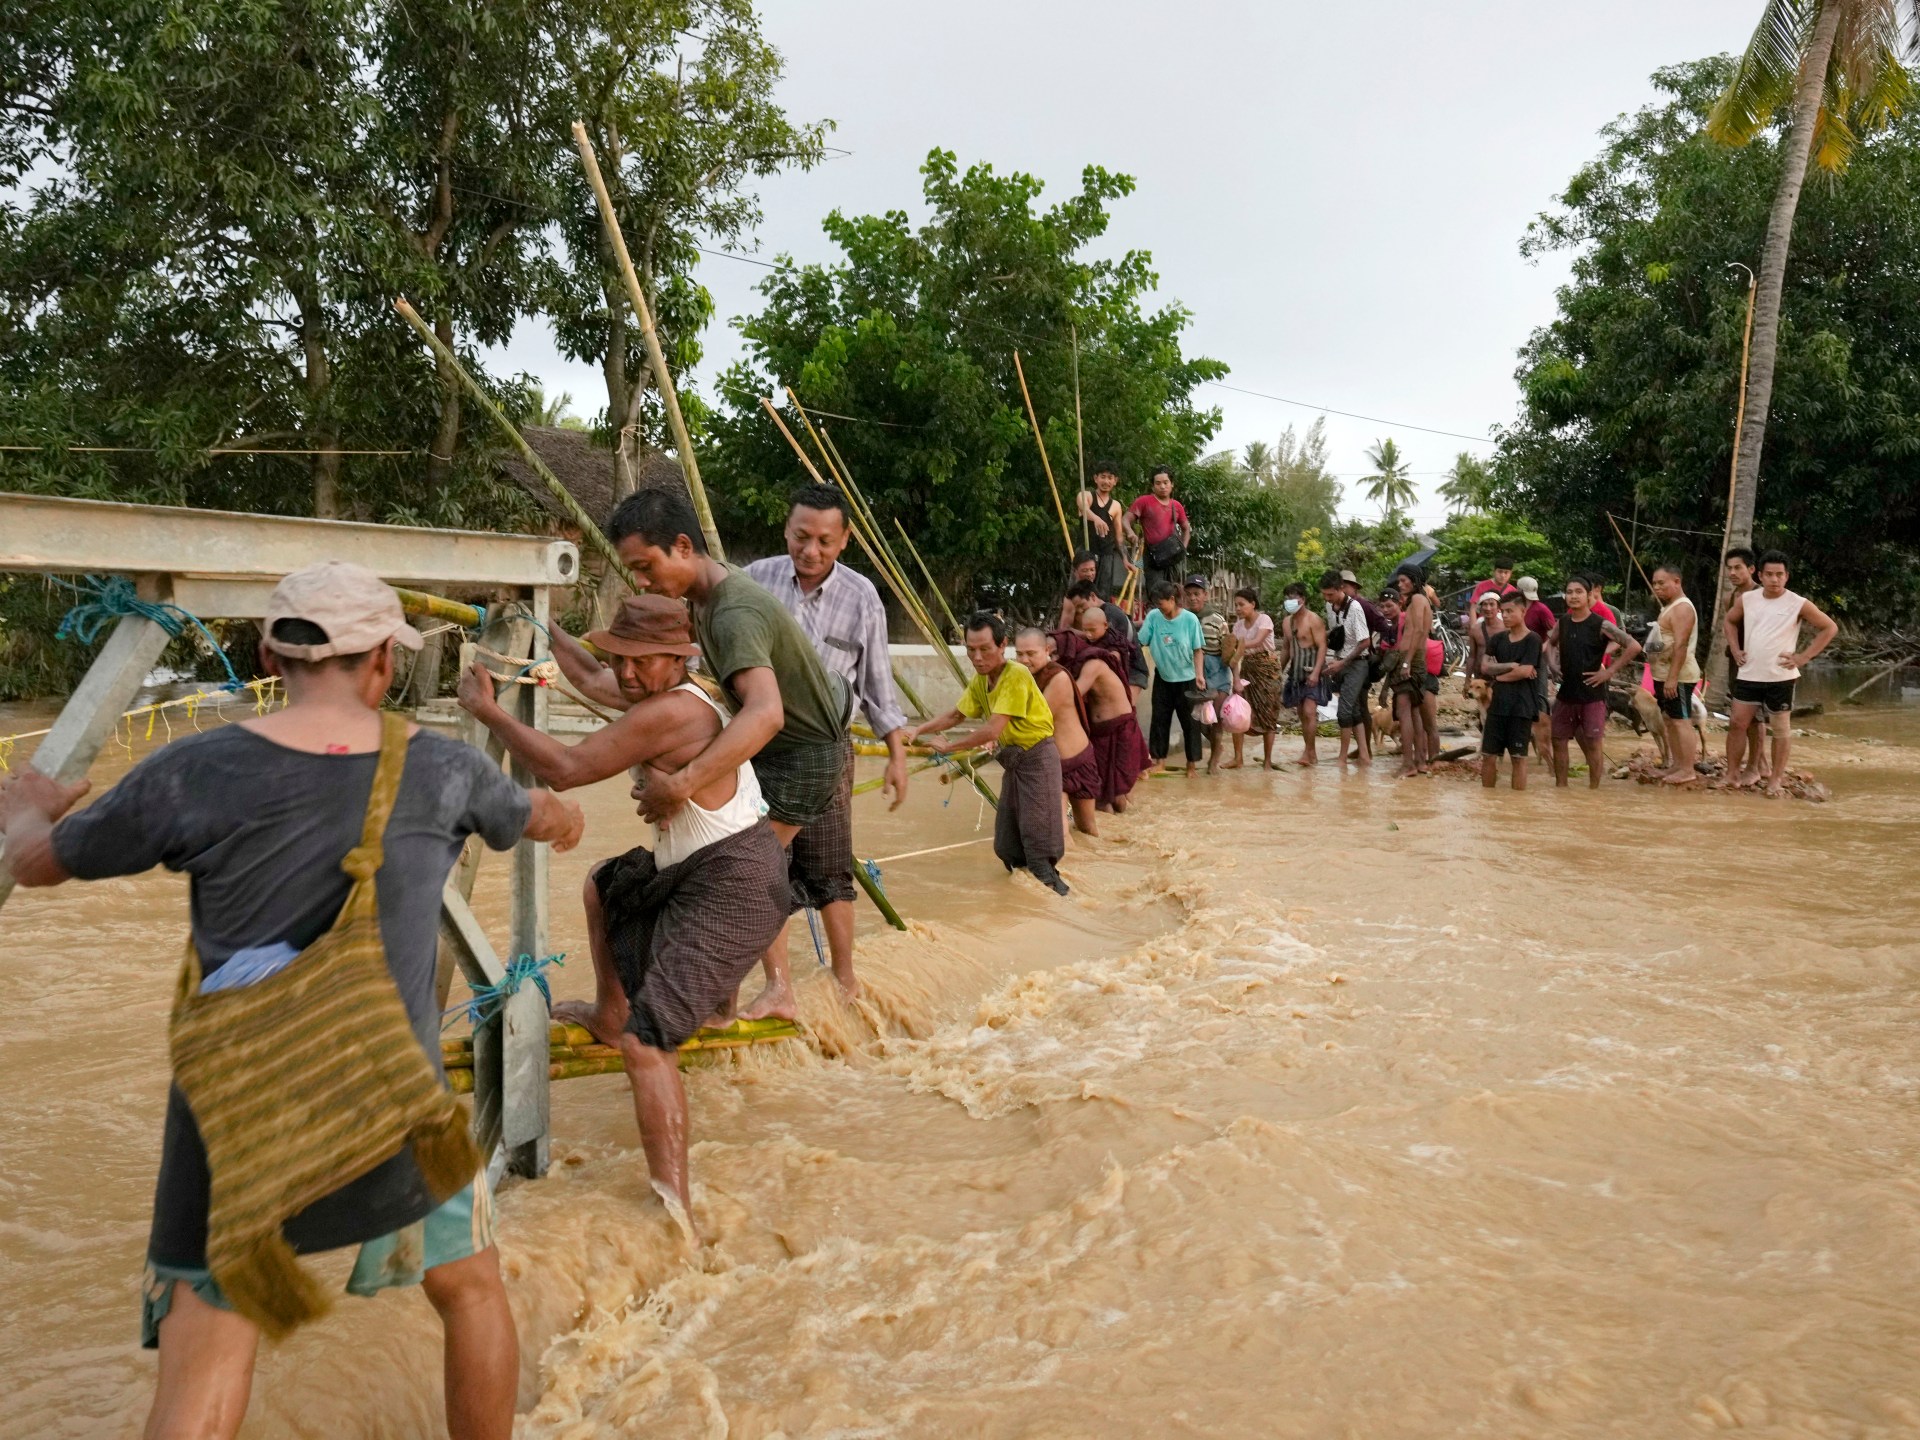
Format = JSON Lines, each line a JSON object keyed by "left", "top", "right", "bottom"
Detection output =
{"left": 425, "top": 310, "right": 460, "bottom": 490}
{"left": 1704, "top": 1, "right": 1841, "bottom": 704}
{"left": 298, "top": 286, "right": 341, "bottom": 518}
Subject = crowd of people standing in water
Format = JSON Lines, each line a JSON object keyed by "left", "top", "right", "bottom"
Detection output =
{"left": 0, "top": 455, "right": 1845, "bottom": 1440}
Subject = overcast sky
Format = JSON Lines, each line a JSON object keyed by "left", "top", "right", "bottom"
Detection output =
{"left": 490, "top": 0, "right": 1763, "bottom": 533}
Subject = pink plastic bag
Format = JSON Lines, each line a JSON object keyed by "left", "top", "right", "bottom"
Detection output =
{"left": 1219, "top": 694, "right": 1252, "bottom": 733}
{"left": 1196, "top": 699, "right": 1218, "bottom": 727}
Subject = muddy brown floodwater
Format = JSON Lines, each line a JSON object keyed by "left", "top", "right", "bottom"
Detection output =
{"left": 4, "top": 681, "right": 1920, "bottom": 1438}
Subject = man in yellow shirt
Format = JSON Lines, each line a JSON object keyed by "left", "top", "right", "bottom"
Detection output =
{"left": 907, "top": 612, "right": 1068, "bottom": 895}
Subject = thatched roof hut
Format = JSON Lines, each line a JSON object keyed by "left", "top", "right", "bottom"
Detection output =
{"left": 493, "top": 428, "right": 687, "bottom": 533}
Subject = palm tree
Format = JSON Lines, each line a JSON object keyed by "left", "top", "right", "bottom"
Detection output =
{"left": 526, "top": 387, "right": 575, "bottom": 427}
{"left": 1437, "top": 451, "right": 1496, "bottom": 515}
{"left": 1703, "top": 1, "right": 1914, "bottom": 691}
{"left": 1362, "top": 437, "right": 1415, "bottom": 520}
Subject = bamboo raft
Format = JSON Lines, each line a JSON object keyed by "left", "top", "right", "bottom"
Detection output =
{"left": 441, "top": 1017, "right": 802, "bottom": 1093}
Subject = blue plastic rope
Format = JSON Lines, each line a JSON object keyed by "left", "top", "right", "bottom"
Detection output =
{"left": 442, "top": 952, "right": 565, "bottom": 1031}
{"left": 862, "top": 859, "right": 887, "bottom": 894}
{"left": 55, "top": 575, "right": 246, "bottom": 691}
{"left": 802, "top": 906, "right": 828, "bottom": 968}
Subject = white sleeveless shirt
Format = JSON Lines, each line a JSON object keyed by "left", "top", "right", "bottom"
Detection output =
{"left": 646, "top": 682, "right": 768, "bottom": 867}
{"left": 1739, "top": 588, "right": 1804, "bottom": 683}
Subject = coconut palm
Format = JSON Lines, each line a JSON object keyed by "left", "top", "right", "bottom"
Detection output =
{"left": 526, "top": 387, "right": 575, "bottom": 427}
{"left": 1437, "top": 451, "right": 1497, "bottom": 515}
{"left": 1703, "top": 0, "right": 1915, "bottom": 689}
{"left": 1362, "top": 437, "right": 1415, "bottom": 520}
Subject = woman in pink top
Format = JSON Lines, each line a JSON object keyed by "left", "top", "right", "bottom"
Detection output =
{"left": 1227, "top": 587, "right": 1280, "bottom": 769}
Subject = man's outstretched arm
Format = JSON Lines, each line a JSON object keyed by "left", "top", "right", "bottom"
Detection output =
{"left": 457, "top": 664, "right": 703, "bottom": 793}
{"left": 0, "top": 771, "right": 87, "bottom": 887}
{"left": 547, "top": 623, "right": 632, "bottom": 712}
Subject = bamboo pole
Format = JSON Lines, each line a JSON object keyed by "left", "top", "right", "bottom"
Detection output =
{"left": 1605, "top": 511, "right": 1655, "bottom": 594}
{"left": 1012, "top": 350, "right": 1076, "bottom": 559}
{"left": 394, "top": 298, "right": 636, "bottom": 592}
{"left": 852, "top": 756, "right": 944, "bottom": 795}
{"left": 1070, "top": 319, "right": 1088, "bottom": 548}
{"left": 895, "top": 518, "right": 962, "bottom": 640}
{"left": 853, "top": 861, "right": 908, "bottom": 931}
{"left": 392, "top": 587, "right": 485, "bottom": 628}
{"left": 569, "top": 121, "right": 724, "bottom": 561}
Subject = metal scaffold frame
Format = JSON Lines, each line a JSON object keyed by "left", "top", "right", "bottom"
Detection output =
{"left": 0, "top": 491, "right": 581, "bottom": 1180}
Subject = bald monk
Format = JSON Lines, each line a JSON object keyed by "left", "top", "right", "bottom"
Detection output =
{"left": 1016, "top": 626, "right": 1098, "bottom": 837}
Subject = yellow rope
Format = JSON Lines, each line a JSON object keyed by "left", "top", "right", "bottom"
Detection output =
{"left": 0, "top": 677, "right": 283, "bottom": 772}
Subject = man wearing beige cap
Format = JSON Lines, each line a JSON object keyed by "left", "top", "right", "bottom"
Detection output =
{"left": 2, "top": 559, "right": 583, "bottom": 1440}
{"left": 457, "top": 593, "right": 789, "bottom": 1243}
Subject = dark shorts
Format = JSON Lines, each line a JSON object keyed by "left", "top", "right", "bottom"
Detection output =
{"left": 785, "top": 738, "right": 855, "bottom": 912}
{"left": 1655, "top": 682, "right": 1695, "bottom": 721}
{"left": 753, "top": 734, "right": 851, "bottom": 827}
{"left": 1283, "top": 674, "right": 1331, "bottom": 709}
{"left": 1334, "top": 663, "right": 1371, "bottom": 728}
{"left": 1421, "top": 673, "right": 1440, "bottom": 697}
{"left": 1731, "top": 677, "right": 1795, "bottom": 714}
{"left": 592, "top": 822, "right": 790, "bottom": 1050}
{"left": 1480, "top": 712, "right": 1533, "bottom": 758}
{"left": 1552, "top": 698, "right": 1607, "bottom": 742}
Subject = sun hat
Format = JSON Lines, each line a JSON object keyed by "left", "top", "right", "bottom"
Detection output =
{"left": 263, "top": 561, "right": 424, "bottom": 660}
{"left": 584, "top": 594, "right": 700, "bottom": 658}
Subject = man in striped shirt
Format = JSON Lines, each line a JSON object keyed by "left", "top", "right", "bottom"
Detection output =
{"left": 742, "top": 484, "right": 912, "bottom": 1014}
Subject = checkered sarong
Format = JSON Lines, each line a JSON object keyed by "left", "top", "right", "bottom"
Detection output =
{"left": 752, "top": 733, "right": 849, "bottom": 827}
{"left": 786, "top": 738, "right": 855, "bottom": 912}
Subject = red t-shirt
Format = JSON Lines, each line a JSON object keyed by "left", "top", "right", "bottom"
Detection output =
{"left": 1592, "top": 601, "right": 1618, "bottom": 627}
{"left": 1469, "top": 579, "right": 1508, "bottom": 606}
{"left": 1523, "top": 601, "right": 1555, "bottom": 640}
{"left": 1128, "top": 494, "right": 1188, "bottom": 547}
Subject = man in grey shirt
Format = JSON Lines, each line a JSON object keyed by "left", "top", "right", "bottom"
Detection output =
{"left": 1319, "top": 568, "right": 1373, "bottom": 766}
{"left": 742, "top": 483, "right": 911, "bottom": 1015}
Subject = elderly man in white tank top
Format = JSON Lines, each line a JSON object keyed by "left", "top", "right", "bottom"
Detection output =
{"left": 455, "top": 594, "right": 788, "bottom": 1241}
{"left": 1722, "top": 551, "right": 1839, "bottom": 798}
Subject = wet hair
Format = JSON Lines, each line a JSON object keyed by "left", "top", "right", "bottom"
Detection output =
{"left": 1149, "top": 580, "right": 1178, "bottom": 603}
{"left": 1090, "top": 460, "right": 1119, "bottom": 479}
{"left": 965, "top": 610, "right": 1008, "bottom": 645}
{"left": 1283, "top": 581, "right": 1308, "bottom": 599}
{"left": 789, "top": 483, "right": 851, "bottom": 525}
{"left": 1493, "top": 556, "right": 1514, "bottom": 571}
{"left": 1726, "top": 546, "right": 1757, "bottom": 568}
{"left": 1318, "top": 569, "right": 1345, "bottom": 592}
{"left": 1652, "top": 561, "right": 1684, "bottom": 581}
{"left": 1149, "top": 464, "right": 1173, "bottom": 483}
{"left": 1072, "top": 549, "right": 1096, "bottom": 569}
{"left": 1394, "top": 562, "right": 1425, "bottom": 588}
{"left": 1234, "top": 586, "right": 1260, "bottom": 606}
{"left": 1066, "top": 578, "right": 1101, "bottom": 601}
{"left": 268, "top": 618, "right": 376, "bottom": 675}
{"left": 606, "top": 488, "right": 708, "bottom": 555}
{"left": 1758, "top": 549, "right": 1789, "bottom": 573}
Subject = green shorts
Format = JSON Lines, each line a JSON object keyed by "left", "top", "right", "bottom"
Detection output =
{"left": 139, "top": 1170, "right": 495, "bottom": 1348}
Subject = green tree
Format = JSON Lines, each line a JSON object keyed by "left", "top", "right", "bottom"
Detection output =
{"left": 706, "top": 149, "right": 1226, "bottom": 615}
{"left": 1437, "top": 451, "right": 1498, "bottom": 514}
{"left": 547, "top": 0, "right": 828, "bottom": 494}
{"left": 1324, "top": 515, "right": 1423, "bottom": 596}
{"left": 1430, "top": 513, "right": 1558, "bottom": 593}
{"left": 1362, "top": 437, "right": 1415, "bottom": 520}
{"left": 1706, "top": 1, "right": 1914, "bottom": 567}
{"left": 1497, "top": 58, "right": 1920, "bottom": 616}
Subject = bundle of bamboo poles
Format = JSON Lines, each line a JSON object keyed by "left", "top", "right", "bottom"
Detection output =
{"left": 757, "top": 387, "right": 999, "bottom": 811}
{"left": 441, "top": 1017, "right": 802, "bottom": 1093}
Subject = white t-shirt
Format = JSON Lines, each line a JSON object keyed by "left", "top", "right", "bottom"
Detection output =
{"left": 1325, "top": 596, "right": 1370, "bottom": 663}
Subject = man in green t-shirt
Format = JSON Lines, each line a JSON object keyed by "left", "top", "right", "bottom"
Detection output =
{"left": 906, "top": 613, "right": 1068, "bottom": 895}
{"left": 548, "top": 489, "right": 853, "bottom": 1019}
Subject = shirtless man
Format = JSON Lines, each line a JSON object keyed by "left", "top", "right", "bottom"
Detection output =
{"left": 1722, "top": 546, "right": 1769, "bottom": 785}
{"left": 1016, "top": 627, "right": 1098, "bottom": 837}
{"left": 1071, "top": 607, "right": 1150, "bottom": 812}
{"left": 1464, "top": 589, "right": 1502, "bottom": 730}
{"left": 1393, "top": 566, "right": 1438, "bottom": 775}
{"left": 462, "top": 594, "right": 791, "bottom": 1236}
{"left": 1076, "top": 460, "right": 1131, "bottom": 600}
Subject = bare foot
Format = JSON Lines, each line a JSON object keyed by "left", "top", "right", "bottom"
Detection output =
{"left": 552, "top": 998, "right": 629, "bottom": 1050}
{"left": 1219, "top": 759, "right": 1242, "bottom": 770}
{"left": 836, "top": 974, "right": 864, "bottom": 1004}
{"left": 1764, "top": 780, "right": 1788, "bottom": 799}
{"left": 1659, "top": 770, "right": 1700, "bottom": 787}
{"left": 738, "top": 980, "right": 798, "bottom": 1022}
{"left": 1733, "top": 768, "right": 1763, "bottom": 790}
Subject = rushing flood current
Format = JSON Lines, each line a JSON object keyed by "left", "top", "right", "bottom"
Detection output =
{"left": 4, "top": 686, "right": 1920, "bottom": 1437}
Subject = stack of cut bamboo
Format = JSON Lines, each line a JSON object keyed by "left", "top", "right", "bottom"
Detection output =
{"left": 440, "top": 1017, "right": 802, "bottom": 1094}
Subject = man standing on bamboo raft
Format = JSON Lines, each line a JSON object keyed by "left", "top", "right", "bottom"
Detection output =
{"left": 547, "top": 490, "right": 856, "bottom": 1021}
{"left": 458, "top": 593, "right": 788, "bottom": 1242}
{"left": 1, "top": 562, "right": 585, "bottom": 1440}
{"left": 743, "top": 482, "right": 911, "bottom": 1017}
{"left": 908, "top": 613, "right": 1069, "bottom": 895}
{"left": 1015, "top": 625, "right": 1099, "bottom": 837}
